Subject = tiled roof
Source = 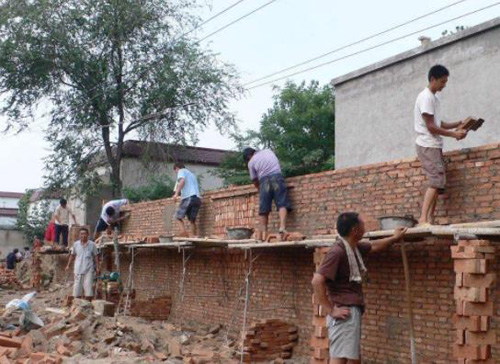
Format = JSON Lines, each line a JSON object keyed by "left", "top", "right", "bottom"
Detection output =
{"left": 0, "top": 191, "right": 23, "bottom": 198}
{"left": 121, "top": 140, "right": 232, "bottom": 166}
{"left": 0, "top": 208, "right": 18, "bottom": 217}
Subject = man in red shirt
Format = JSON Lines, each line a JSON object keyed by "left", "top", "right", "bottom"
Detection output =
{"left": 311, "top": 212, "right": 406, "bottom": 363}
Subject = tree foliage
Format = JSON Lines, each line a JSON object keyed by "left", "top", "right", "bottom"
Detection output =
{"left": 0, "top": 0, "right": 241, "bottom": 196}
{"left": 123, "top": 174, "right": 175, "bottom": 203}
{"left": 16, "top": 190, "right": 52, "bottom": 245}
{"left": 215, "top": 81, "right": 335, "bottom": 185}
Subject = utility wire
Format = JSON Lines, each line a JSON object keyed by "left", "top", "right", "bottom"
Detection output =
{"left": 198, "top": 0, "right": 277, "bottom": 42}
{"left": 243, "top": 0, "right": 469, "bottom": 86}
{"left": 182, "top": 0, "right": 248, "bottom": 38}
{"left": 247, "top": 2, "right": 500, "bottom": 90}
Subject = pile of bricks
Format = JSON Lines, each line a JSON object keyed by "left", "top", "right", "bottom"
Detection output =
{"left": 0, "top": 266, "right": 22, "bottom": 288}
{"left": 0, "top": 300, "right": 95, "bottom": 363}
{"left": 130, "top": 295, "right": 172, "bottom": 320}
{"left": 0, "top": 330, "right": 64, "bottom": 363}
{"left": 241, "top": 319, "right": 298, "bottom": 362}
{"left": 452, "top": 239, "right": 496, "bottom": 363}
{"left": 311, "top": 247, "right": 330, "bottom": 364}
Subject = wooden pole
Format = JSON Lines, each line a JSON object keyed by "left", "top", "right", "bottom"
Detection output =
{"left": 401, "top": 242, "right": 417, "bottom": 364}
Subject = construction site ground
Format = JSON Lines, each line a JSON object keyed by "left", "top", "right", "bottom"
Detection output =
{"left": 0, "top": 259, "right": 308, "bottom": 364}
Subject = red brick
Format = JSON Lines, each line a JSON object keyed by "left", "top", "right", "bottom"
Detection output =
{"left": 452, "top": 344, "right": 490, "bottom": 360}
{"left": 462, "top": 273, "right": 496, "bottom": 288}
{"left": 452, "top": 315, "right": 489, "bottom": 332}
{"left": 0, "top": 336, "right": 22, "bottom": 348}
{"left": 456, "top": 301, "right": 494, "bottom": 316}
{"left": 465, "top": 331, "right": 496, "bottom": 345}
{"left": 453, "top": 260, "right": 487, "bottom": 274}
{"left": 453, "top": 287, "right": 487, "bottom": 302}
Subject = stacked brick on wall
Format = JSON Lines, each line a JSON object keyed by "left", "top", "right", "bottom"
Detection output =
{"left": 311, "top": 247, "right": 330, "bottom": 363}
{"left": 452, "top": 240, "right": 496, "bottom": 363}
{"left": 241, "top": 319, "right": 298, "bottom": 362}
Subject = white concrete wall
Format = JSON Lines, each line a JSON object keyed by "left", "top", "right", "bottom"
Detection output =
{"left": 28, "top": 199, "right": 59, "bottom": 218}
{"left": 334, "top": 19, "right": 500, "bottom": 168}
{"left": 0, "top": 216, "right": 17, "bottom": 227}
{"left": 0, "top": 228, "right": 26, "bottom": 257}
{"left": 120, "top": 158, "right": 225, "bottom": 192}
{"left": 0, "top": 197, "right": 20, "bottom": 209}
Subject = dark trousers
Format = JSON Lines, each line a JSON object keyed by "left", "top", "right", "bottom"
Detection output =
{"left": 55, "top": 224, "right": 69, "bottom": 246}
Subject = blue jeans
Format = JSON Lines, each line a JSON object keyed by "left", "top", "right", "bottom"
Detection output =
{"left": 258, "top": 173, "right": 292, "bottom": 215}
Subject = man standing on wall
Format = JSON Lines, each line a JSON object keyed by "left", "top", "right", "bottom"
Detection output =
{"left": 311, "top": 212, "right": 406, "bottom": 364}
{"left": 94, "top": 199, "right": 130, "bottom": 240}
{"left": 243, "top": 147, "right": 292, "bottom": 241}
{"left": 54, "top": 198, "right": 76, "bottom": 247}
{"left": 415, "top": 65, "right": 468, "bottom": 226}
{"left": 173, "top": 163, "right": 202, "bottom": 237}
{"left": 66, "top": 227, "right": 99, "bottom": 301}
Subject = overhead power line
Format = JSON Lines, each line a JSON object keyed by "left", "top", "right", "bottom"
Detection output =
{"left": 182, "top": 0, "right": 248, "bottom": 38}
{"left": 247, "top": 2, "right": 500, "bottom": 90}
{"left": 243, "top": 0, "right": 469, "bottom": 87}
{"left": 198, "top": 0, "right": 278, "bottom": 42}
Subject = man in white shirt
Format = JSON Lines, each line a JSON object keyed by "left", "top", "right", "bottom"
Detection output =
{"left": 54, "top": 198, "right": 76, "bottom": 247}
{"left": 94, "top": 199, "right": 130, "bottom": 240}
{"left": 414, "top": 65, "right": 468, "bottom": 226}
{"left": 66, "top": 227, "right": 99, "bottom": 300}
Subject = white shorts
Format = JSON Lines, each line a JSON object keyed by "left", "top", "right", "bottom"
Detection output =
{"left": 327, "top": 306, "right": 362, "bottom": 360}
{"left": 73, "top": 271, "right": 94, "bottom": 297}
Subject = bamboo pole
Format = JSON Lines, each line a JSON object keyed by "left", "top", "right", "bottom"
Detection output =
{"left": 401, "top": 242, "right": 417, "bottom": 364}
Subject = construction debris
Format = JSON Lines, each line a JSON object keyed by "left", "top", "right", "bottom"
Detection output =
{"left": 0, "top": 267, "right": 22, "bottom": 289}
{"left": 0, "top": 281, "right": 308, "bottom": 363}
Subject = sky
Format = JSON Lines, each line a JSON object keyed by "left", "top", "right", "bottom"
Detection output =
{"left": 1, "top": 0, "right": 499, "bottom": 192}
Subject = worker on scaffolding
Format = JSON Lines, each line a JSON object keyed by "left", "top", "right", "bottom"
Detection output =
{"left": 243, "top": 147, "right": 292, "bottom": 241}
{"left": 94, "top": 199, "right": 130, "bottom": 240}
{"left": 311, "top": 212, "right": 406, "bottom": 364}
{"left": 173, "top": 163, "right": 202, "bottom": 237}
{"left": 66, "top": 227, "right": 99, "bottom": 301}
{"left": 415, "top": 65, "right": 468, "bottom": 226}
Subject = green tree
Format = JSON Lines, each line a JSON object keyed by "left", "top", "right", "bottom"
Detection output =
{"left": 0, "top": 0, "right": 241, "bottom": 197}
{"left": 215, "top": 81, "right": 335, "bottom": 185}
{"left": 123, "top": 174, "right": 175, "bottom": 203}
{"left": 17, "top": 190, "right": 52, "bottom": 245}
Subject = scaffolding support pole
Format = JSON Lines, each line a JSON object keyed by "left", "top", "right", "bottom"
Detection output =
{"left": 401, "top": 242, "right": 417, "bottom": 364}
{"left": 123, "top": 246, "right": 137, "bottom": 316}
{"left": 179, "top": 248, "right": 193, "bottom": 303}
{"left": 239, "top": 249, "right": 260, "bottom": 364}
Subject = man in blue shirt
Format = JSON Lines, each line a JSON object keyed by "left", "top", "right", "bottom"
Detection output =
{"left": 173, "top": 163, "right": 201, "bottom": 237}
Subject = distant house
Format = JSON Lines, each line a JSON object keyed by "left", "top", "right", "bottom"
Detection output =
{"left": 0, "top": 191, "right": 23, "bottom": 228}
{"left": 28, "top": 189, "right": 60, "bottom": 218}
{"left": 74, "top": 140, "right": 233, "bottom": 230}
{"left": 0, "top": 191, "right": 25, "bottom": 256}
{"left": 117, "top": 140, "right": 230, "bottom": 191}
{"left": 332, "top": 17, "right": 500, "bottom": 169}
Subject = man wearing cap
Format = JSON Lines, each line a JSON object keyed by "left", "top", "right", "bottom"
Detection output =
{"left": 243, "top": 148, "right": 292, "bottom": 241}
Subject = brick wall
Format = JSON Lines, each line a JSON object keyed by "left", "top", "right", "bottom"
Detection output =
{"left": 114, "top": 143, "right": 500, "bottom": 361}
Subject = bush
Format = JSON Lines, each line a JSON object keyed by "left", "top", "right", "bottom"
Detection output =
{"left": 123, "top": 174, "right": 175, "bottom": 203}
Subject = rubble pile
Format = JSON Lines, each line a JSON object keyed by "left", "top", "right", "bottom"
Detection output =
{"left": 0, "top": 266, "right": 22, "bottom": 289}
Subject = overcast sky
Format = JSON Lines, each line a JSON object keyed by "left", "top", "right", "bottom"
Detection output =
{"left": 1, "top": 0, "right": 499, "bottom": 193}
